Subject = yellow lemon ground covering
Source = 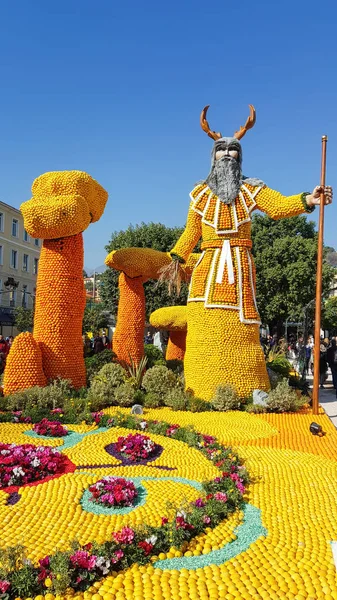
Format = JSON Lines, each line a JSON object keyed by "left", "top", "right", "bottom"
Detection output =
{"left": 1, "top": 408, "right": 337, "bottom": 599}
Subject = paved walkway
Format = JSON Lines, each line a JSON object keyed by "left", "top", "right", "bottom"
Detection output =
{"left": 307, "top": 372, "right": 337, "bottom": 427}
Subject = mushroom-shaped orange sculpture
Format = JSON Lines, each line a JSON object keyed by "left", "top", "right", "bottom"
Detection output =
{"left": 105, "top": 249, "right": 200, "bottom": 367}
{"left": 4, "top": 171, "right": 108, "bottom": 395}
{"left": 150, "top": 306, "right": 187, "bottom": 361}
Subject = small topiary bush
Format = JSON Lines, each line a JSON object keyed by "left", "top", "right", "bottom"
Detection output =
{"left": 6, "top": 379, "right": 75, "bottom": 412}
{"left": 85, "top": 349, "right": 116, "bottom": 384}
{"left": 266, "top": 379, "right": 306, "bottom": 413}
{"left": 164, "top": 388, "right": 188, "bottom": 411}
{"left": 211, "top": 384, "right": 240, "bottom": 412}
{"left": 142, "top": 366, "right": 177, "bottom": 402}
{"left": 267, "top": 355, "right": 292, "bottom": 378}
{"left": 144, "top": 345, "right": 166, "bottom": 368}
{"left": 114, "top": 383, "right": 137, "bottom": 407}
{"left": 87, "top": 362, "right": 126, "bottom": 410}
{"left": 166, "top": 359, "right": 184, "bottom": 374}
{"left": 246, "top": 404, "right": 267, "bottom": 414}
{"left": 187, "top": 396, "right": 209, "bottom": 413}
{"left": 143, "top": 392, "right": 163, "bottom": 409}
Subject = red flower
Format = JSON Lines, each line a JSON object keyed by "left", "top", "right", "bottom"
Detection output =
{"left": 138, "top": 541, "right": 153, "bottom": 555}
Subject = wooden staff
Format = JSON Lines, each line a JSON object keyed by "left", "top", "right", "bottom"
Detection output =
{"left": 312, "top": 135, "right": 328, "bottom": 415}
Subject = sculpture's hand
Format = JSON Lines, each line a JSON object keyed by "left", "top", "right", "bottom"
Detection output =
{"left": 306, "top": 186, "right": 333, "bottom": 207}
{"left": 105, "top": 248, "right": 171, "bottom": 281}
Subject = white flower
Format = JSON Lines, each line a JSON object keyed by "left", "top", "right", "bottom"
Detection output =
{"left": 140, "top": 421, "right": 147, "bottom": 430}
{"left": 176, "top": 510, "right": 186, "bottom": 519}
{"left": 145, "top": 535, "right": 157, "bottom": 545}
{"left": 31, "top": 457, "right": 40, "bottom": 468}
{"left": 96, "top": 556, "right": 111, "bottom": 574}
{"left": 13, "top": 467, "right": 25, "bottom": 477}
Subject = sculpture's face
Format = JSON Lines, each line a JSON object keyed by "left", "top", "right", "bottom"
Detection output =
{"left": 213, "top": 138, "right": 241, "bottom": 163}
{"left": 206, "top": 138, "right": 242, "bottom": 204}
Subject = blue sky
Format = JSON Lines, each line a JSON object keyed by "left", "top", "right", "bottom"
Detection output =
{"left": 1, "top": 0, "right": 336, "bottom": 269}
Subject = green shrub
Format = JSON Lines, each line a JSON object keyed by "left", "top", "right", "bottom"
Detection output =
{"left": 166, "top": 359, "right": 184, "bottom": 374}
{"left": 164, "top": 388, "right": 188, "bottom": 411}
{"left": 87, "top": 362, "right": 126, "bottom": 410}
{"left": 5, "top": 379, "right": 74, "bottom": 412}
{"left": 246, "top": 404, "right": 267, "bottom": 414}
{"left": 143, "top": 392, "right": 163, "bottom": 409}
{"left": 267, "top": 356, "right": 292, "bottom": 378}
{"left": 211, "top": 384, "right": 240, "bottom": 412}
{"left": 142, "top": 366, "right": 177, "bottom": 401}
{"left": 114, "top": 383, "right": 137, "bottom": 407}
{"left": 187, "top": 396, "right": 209, "bottom": 413}
{"left": 144, "top": 344, "right": 166, "bottom": 368}
{"left": 266, "top": 379, "right": 306, "bottom": 413}
{"left": 85, "top": 349, "right": 116, "bottom": 384}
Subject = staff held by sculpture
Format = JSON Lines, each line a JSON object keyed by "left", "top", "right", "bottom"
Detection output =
{"left": 312, "top": 136, "right": 329, "bottom": 415}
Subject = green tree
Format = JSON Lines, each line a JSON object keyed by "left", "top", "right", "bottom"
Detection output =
{"left": 322, "top": 296, "right": 337, "bottom": 334}
{"left": 100, "top": 223, "right": 191, "bottom": 319}
{"left": 14, "top": 307, "right": 34, "bottom": 332}
{"left": 83, "top": 304, "right": 109, "bottom": 334}
{"left": 251, "top": 214, "right": 335, "bottom": 333}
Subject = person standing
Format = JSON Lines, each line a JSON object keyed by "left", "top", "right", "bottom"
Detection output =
{"left": 327, "top": 339, "right": 337, "bottom": 398}
{"left": 319, "top": 340, "right": 328, "bottom": 388}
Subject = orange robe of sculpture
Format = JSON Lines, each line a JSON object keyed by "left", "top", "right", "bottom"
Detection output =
{"left": 170, "top": 182, "right": 312, "bottom": 399}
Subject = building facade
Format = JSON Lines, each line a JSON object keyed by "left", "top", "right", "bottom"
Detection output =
{"left": 0, "top": 201, "right": 41, "bottom": 336}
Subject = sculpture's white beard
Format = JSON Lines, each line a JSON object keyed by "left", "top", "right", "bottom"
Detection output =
{"left": 206, "top": 157, "right": 241, "bottom": 204}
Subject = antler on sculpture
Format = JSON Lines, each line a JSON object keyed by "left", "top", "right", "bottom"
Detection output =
{"left": 200, "top": 106, "right": 222, "bottom": 141}
{"left": 200, "top": 104, "right": 256, "bottom": 142}
{"left": 233, "top": 104, "right": 256, "bottom": 140}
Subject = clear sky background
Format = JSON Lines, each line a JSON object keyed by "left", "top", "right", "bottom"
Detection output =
{"left": 1, "top": 0, "right": 336, "bottom": 270}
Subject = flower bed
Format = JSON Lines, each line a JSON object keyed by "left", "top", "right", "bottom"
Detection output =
{"left": 0, "top": 415, "right": 248, "bottom": 599}
{"left": 0, "top": 443, "right": 65, "bottom": 489}
{"left": 33, "top": 419, "right": 68, "bottom": 437}
{"left": 114, "top": 433, "right": 156, "bottom": 462}
{"left": 88, "top": 476, "right": 138, "bottom": 508}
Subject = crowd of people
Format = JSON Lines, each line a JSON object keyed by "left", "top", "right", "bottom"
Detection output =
{"left": 145, "top": 330, "right": 169, "bottom": 353}
{"left": 263, "top": 333, "right": 337, "bottom": 398}
{"left": 83, "top": 332, "right": 111, "bottom": 357}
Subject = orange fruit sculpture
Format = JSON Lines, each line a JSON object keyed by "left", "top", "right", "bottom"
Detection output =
{"left": 4, "top": 171, "right": 108, "bottom": 394}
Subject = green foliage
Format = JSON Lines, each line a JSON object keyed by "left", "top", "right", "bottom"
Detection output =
{"left": 164, "top": 388, "right": 188, "bottom": 411}
{"left": 87, "top": 362, "right": 126, "bottom": 410}
{"left": 83, "top": 304, "right": 109, "bottom": 334}
{"left": 125, "top": 355, "right": 148, "bottom": 389}
{"left": 5, "top": 379, "right": 74, "bottom": 412}
{"left": 114, "top": 382, "right": 137, "bottom": 407}
{"left": 246, "top": 404, "right": 267, "bottom": 414}
{"left": 142, "top": 365, "right": 177, "bottom": 401}
{"left": 144, "top": 344, "right": 166, "bottom": 368}
{"left": 166, "top": 359, "right": 184, "bottom": 374}
{"left": 266, "top": 379, "right": 305, "bottom": 413}
{"left": 143, "top": 392, "right": 162, "bottom": 408}
{"left": 13, "top": 307, "right": 34, "bottom": 332}
{"left": 211, "top": 384, "right": 240, "bottom": 412}
{"left": 267, "top": 355, "right": 292, "bottom": 378}
{"left": 85, "top": 349, "right": 115, "bottom": 383}
{"left": 251, "top": 214, "right": 335, "bottom": 331}
{"left": 322, "top": 296, "right": 337, "bottom": 334}
{"left": 187, "top": 396, "right": 209, "bottom": 413}
{"left": 100, "top": 223, "right": 191, "bottom": 319}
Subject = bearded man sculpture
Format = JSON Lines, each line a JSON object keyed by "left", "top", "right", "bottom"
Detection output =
{"left": 166, "top": 105, "right": 332, "bottom": 400}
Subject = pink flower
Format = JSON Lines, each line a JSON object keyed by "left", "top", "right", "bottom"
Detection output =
{"left": 70, "top": 551, "right": 97, "bottom": 570}
{"left": 113, "top": 527, "right": 135, "bottom": 544}
{"left": 195, "top": 498, "right": 205, "bottom": 507}
{"left": 203, "top": 515, "right": 211, "bottom": 524}
{"left": 111, "top": 549, "right": 124, "bottom": 564}
{"left": 214, "top": 492, "right": 228, "bottom": 503}
{"left": 0, "top": 581, "right": 11, "bottom": 594}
